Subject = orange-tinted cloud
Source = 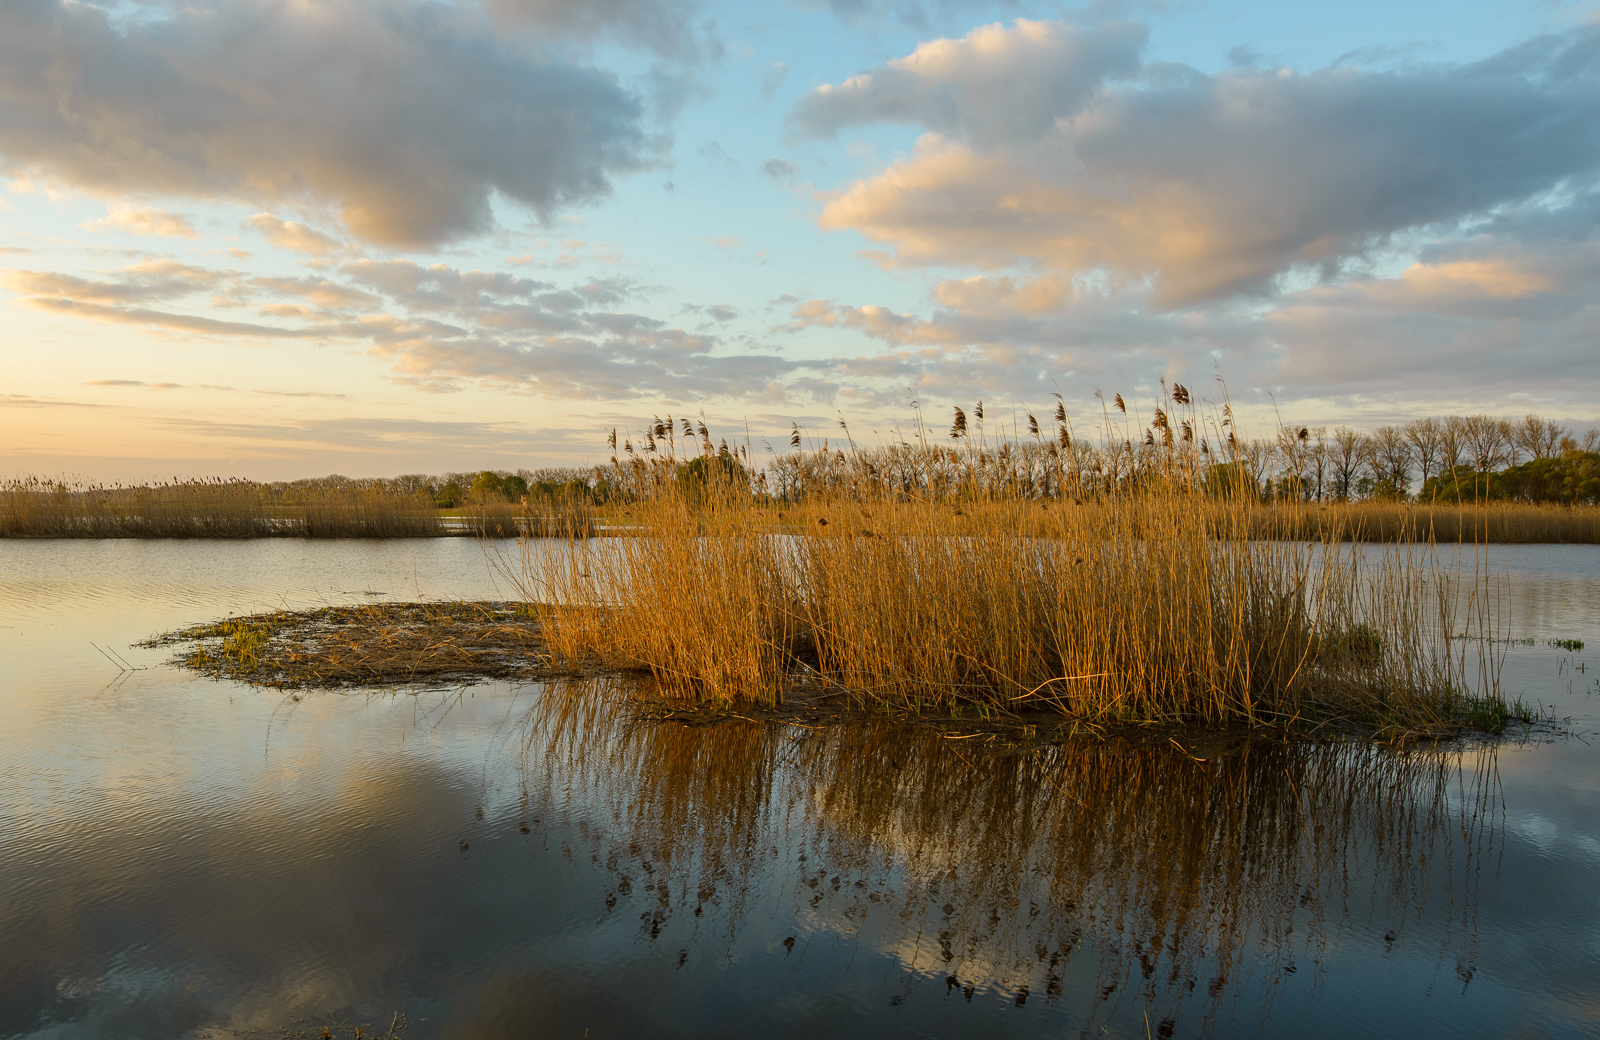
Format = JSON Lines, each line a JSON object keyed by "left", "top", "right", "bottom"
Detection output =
{"left": 799, "top": 20, "right": 1600, "bottom": 309}
{"left": 79, "top": 205, "right": 200, "bottom": 239}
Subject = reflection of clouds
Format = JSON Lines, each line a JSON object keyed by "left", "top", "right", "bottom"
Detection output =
{"left": 0, "top": 694, "right": 492, "bottom": 1035}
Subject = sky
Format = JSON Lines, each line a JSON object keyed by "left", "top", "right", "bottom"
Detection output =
{"left": 2, "top": 0, "right": 1598, "bottom": 480}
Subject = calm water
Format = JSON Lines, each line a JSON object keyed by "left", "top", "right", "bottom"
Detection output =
{"left": 1, "top": 539, "right": 1598, "bottom": 1039}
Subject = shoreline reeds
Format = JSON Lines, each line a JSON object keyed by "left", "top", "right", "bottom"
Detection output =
{"left": 511, "top": 403, "right": 1526, "bottom": 735}
{"left": 4, "top": 475, "right": 1596, "bottom": 543}
{"left": 0, "top": 477, "right": 444, "bottom": 538}
{"left": 0, "top": 476, "right": 603, "bottom": 539}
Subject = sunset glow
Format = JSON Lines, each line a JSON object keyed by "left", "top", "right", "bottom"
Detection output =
{"left": 3, "top": 0, "right": 1597, "bottom": 479}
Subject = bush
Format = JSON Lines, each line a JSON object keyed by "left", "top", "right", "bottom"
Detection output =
{"left": 1422, "top": 451, "right": 1600, "bottom": 505}
{"left": 436, "top": 481, "right": 464, "bottom": 508}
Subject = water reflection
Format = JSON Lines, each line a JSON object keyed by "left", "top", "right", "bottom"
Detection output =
{"left": 520, "top": 680, "right": 1498, "bottom": 1033}
{"left": 5, "top": 538, "right": 1594, "bottom": 1039}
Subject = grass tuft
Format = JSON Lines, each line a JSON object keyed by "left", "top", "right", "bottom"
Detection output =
{"left": 147, "top": 602, "right": 558, "bottom": 687}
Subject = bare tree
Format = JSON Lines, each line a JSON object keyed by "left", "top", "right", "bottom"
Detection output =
{"left": 1460, "top": 414, "right": 1511, "bottom": 471}
{"left": 1509, "top": 414, "right": 1569, "bottom": 460}
{"left": 1274, "top": 425, "right": 1312, "bottom": 500}
{"left": 1440, "top": 416, "right": 1468, "bottom": 473}
{"left": 1403, "top": 417, "right": 1444, "bottom": 486}
{"left": 1238, "top": 438, "right": 1273, "bottom": 498}
{"left": 1331, "top": 426, "right": 1366, "bottom": 500}
{"left": 1307, "top": 427, "right": 1329, "bottom": 501}
{"left": 1369, "top": 426, "right": 1414, "bottom": 497}
{"left": 1541, "top": 419, "right": 1566, "bottom": 457}
{"left": 1586, "top": 428, "right": 1600, "bottom": 453}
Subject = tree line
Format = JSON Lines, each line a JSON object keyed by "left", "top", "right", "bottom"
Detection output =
{"left": 264, "top": 468, "right": 594, "bottom": 508}
{"left": 254, "top": 406, "right": 1600, "bottom": 509}
{"left": 1259, "top": 414, "right": 1600, "bottom": 504}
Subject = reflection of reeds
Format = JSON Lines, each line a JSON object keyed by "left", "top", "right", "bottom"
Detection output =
{"left": 517, "top": 482, "right": 1494, "bottom": 732}
{"left": 520, "top": 681, "right": 1495, "bottom": 1026}
{"left": 1255, "top": 500, "right": 1600, "bottom": 544}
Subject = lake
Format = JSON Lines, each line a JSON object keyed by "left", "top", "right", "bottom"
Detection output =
{"left": 2, "top": 539, "right": 1597, "bottom": 1039}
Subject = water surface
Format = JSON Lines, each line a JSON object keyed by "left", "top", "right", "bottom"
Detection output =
{"left": 2, "top": 539, "right": 1598, "bottom": 1039}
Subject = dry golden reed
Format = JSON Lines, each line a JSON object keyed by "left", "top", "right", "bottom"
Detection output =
{"left": 0, "top": 477, "right": 441, "bottom": 537}
{"left": 514, "top": 448, "right": 1504, "bottom": 734}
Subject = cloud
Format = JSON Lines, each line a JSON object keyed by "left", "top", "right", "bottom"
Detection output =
{"left": 699, "top": 236, "right": 743, "bottom": 250}
{"left": 245, "top": 214, "right": 345, "bottom": 256}
{"left": 340, "top": 260, "right": 559, "bottom": 310}
{"left": 788, "top": 19, "right": 1145, "bottom": 148}
{"left": 772, "top": 212, "right": 1600, "bottom": 412}
{"left": 808, "top": 0, "right": 1017, "bottom": 33}
{"left": 249, "top": 276, "right": 381, "bottom": 311}
{"left": 697, "top": 139, "right": 739, "bottom": 169}
{"left": 801, "top": 20, "right": 1600, "bottom": 307}
{"left": 0, "top": 260, "right": 227, "bottom": 304}
{"left": 761, "top": 62, "right": 790, "bottom": 103}
{"left": 22, "top": 297, "right": 318, "bottom": 338}
{"left": 80, "top": 205, "right": 200, "bottom": 239}
{"left": 0, "top": 0, "right": 664, "bottom": 248}
{"left": 483, "top": 0, "right": 710, "bottom": 63}
{"left": 763, "top": 158, "right": 800, "bottom": 183}
{"left": 0, "top": 393, "right": 103, "bottom": 408}
{"left": 6, "top": 255, "right": 807, "bottom": 400}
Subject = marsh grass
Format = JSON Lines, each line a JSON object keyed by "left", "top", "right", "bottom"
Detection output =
{"left": 514, "top": 435, "right": 1508, "bottom": 737}
{"left": 0, "top": 476, "right": 266, "bottom": 537}
{"left": 295, "top": 487, "right": 442, "bottom": 538}
{"left": 0, "top": 477, "right": 442, "bottom": 537}
{"left": 146, "top": 602, "right": 554, "bottom": 687}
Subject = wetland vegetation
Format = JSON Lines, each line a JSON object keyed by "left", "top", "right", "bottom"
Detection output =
{"left": 73, "top": 388, "right": 1592, "bottom": 740}
{"left": 4, "top": 394, "right": 1598, "bottom": 541}
{"left": 145, "top": 387, "right": 1551, "bottom": 741}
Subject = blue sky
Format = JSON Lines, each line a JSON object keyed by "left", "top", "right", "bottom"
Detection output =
{"left": 2, "top": 0, "right": 1597, "bottom": 479}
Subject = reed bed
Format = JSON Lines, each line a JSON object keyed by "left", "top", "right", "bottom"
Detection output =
{"left": 0, "top": 477, "right": 441, "bottom": 537}
{"left": 296, "top": 487, "right": 441, "bottom": 538}
{"left": 450, "top": 493, "right": 596, "bottom": 537}
{"left": 0, "top": 476, "right": 266, "bottom": 537}
{"left": 515, "top": 443, "right": 1510, "bottom": 734}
